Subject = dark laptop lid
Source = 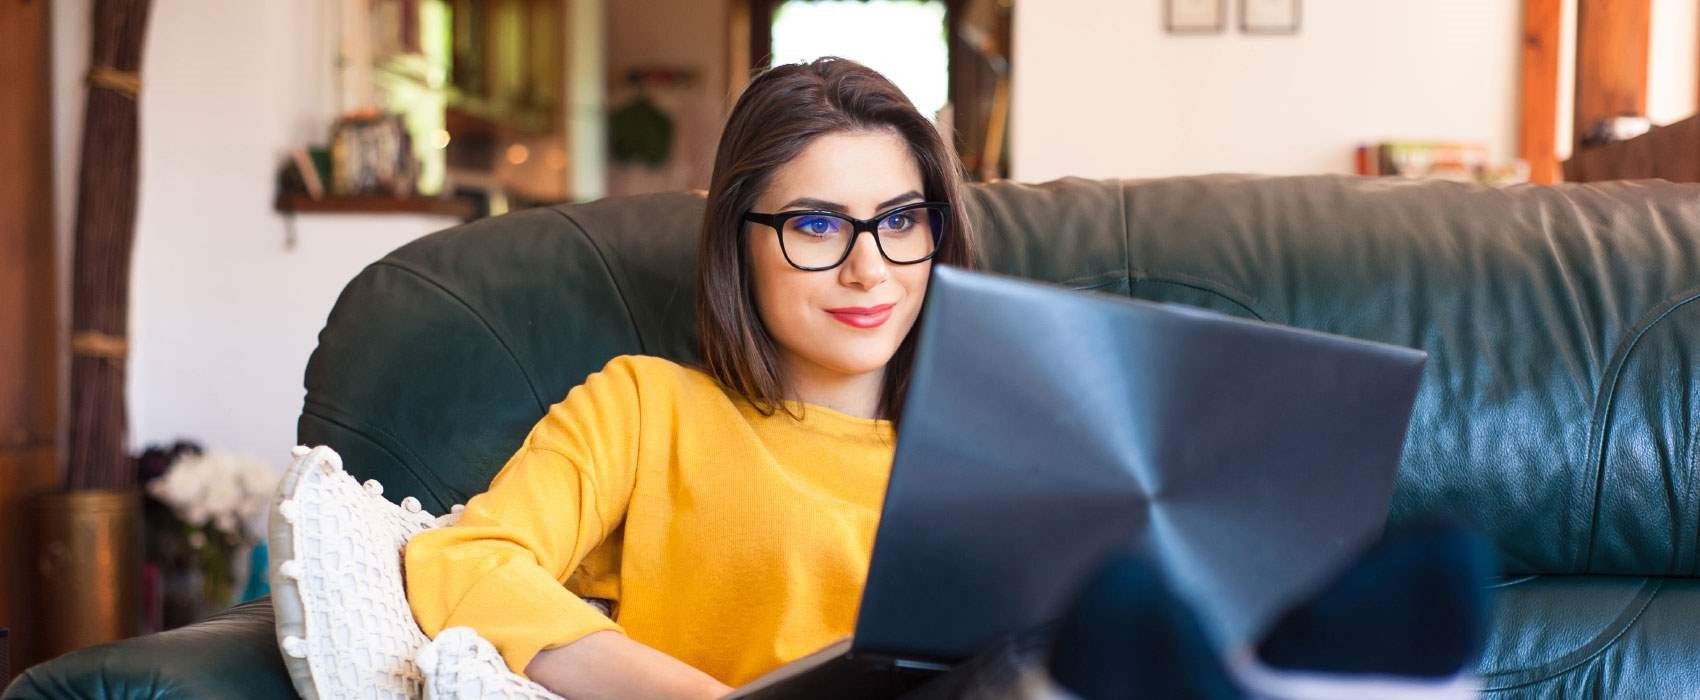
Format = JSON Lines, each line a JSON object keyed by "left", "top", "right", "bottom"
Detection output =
{"left": 852, "top": 266, "right": 1426, "bottom": 663}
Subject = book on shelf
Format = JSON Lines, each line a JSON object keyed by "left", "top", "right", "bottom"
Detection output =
{"left": 290, "top": 147, "right": 326, "bottom": 200}
{"left": 1356, "top": 141, "right": 1486, "bottom": 181}
{"left": 1355, "top": 141, "right": 1528, "bottom": 186}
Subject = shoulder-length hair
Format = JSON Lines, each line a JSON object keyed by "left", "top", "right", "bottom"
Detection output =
{"left": 695, "top": 57, "right": 977, "bottom": 426}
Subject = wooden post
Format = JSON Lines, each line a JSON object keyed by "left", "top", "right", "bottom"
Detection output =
{"left": 1520, "top": 0, "right": 1562, "bottom": 184}
{"left": 0, "top": 0, "right": 64, "bottom": 677}
{"left": 1573, "top": 0, "right": 1651, "bottom": 153}
{"left": 726, "top": 0, "right": 751, "bottom": 102}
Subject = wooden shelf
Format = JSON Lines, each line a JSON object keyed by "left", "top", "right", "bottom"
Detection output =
{"left": 274, "top": 193, "right": 475, "bottom": 221}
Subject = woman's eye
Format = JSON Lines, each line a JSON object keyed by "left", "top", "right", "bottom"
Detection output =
{"left": 795, "top": 216, "right": 838, "bottom": 236}
{"left": 881, "top": 214, "right": 914, "bottom": 231}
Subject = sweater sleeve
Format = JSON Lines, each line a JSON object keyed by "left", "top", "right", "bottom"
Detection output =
{"left": 405, "top": 356, "right": 648, "bottom": 677}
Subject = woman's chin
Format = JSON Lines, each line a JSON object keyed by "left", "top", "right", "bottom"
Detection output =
{"left": 803, "top": 343, "right": 901, "bottom": 380}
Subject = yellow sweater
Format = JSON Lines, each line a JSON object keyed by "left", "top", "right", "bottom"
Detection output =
{"left": 404, "top": 355, "right": 897, "bottom": 685}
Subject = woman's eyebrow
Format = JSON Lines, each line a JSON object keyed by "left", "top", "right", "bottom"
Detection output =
{"left": 876, "top": 190, "right": 924, "bottom": 209}
{"left": 780, "top": 190, "right": 924, "bottom": 213}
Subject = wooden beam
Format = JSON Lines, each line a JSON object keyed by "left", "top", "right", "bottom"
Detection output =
{"left": 748, "top": 0, "right": 780, "bottom": 71}
{"left": 0, "top": 0, "right": 61, "bottom": 678}
{"left": 1520, "top": 0, "right": 1563, "bottom": 184}
{"left": 0, "top": 0, "right": 59, "bottom": 452}
{"left": 726, "top": 0, "right": 751, "bottom": 102}
{"left": 1573, "top": 0, "right": 1651, "bottom": 153}
{"left": 0, "top": 448, "right": 61, "bottom": 676}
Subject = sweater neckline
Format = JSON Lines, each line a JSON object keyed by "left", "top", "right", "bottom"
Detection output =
{"left": 775, "top": 398, "right": 895, "bottom": 431}
{"left": 712, "top": 381, "right": 896, "bottom": 441}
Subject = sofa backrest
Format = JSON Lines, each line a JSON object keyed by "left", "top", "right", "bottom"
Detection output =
{"left": 300, "top": 174, "right": 1700, "bottom": 577}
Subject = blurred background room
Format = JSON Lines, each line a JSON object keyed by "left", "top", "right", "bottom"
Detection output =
{"left": 2, "top": 0, "right": 1698, "bottom": 684}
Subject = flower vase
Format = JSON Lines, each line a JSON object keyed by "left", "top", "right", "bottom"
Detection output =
{"left": 161, "top": 560, "right": 205, "bottom": 629}
{"left": 197, "top": 530, "right": 237, "bottom": 613}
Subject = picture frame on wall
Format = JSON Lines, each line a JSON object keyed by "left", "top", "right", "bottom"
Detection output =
{"left": 1241, "top": 0, "right": 1302, "bottom": 35}
{"left": 1165, "top": 0, "right": 1226, "bottom": 35}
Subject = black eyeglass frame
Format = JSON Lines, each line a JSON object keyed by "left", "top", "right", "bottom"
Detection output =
{"left": 741, "top": 201, "right": 951, "bottom": 271}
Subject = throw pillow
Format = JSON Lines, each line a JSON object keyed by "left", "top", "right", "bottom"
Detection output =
{"left": 416, "top": 627, "right": 564, "bottom": 699}
{"left": 268, "top": 445, "right": 461, "bottom": 699}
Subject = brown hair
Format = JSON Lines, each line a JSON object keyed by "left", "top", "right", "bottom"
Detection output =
{"left": 695, "top": 57, "right": 977, "bottom": 426}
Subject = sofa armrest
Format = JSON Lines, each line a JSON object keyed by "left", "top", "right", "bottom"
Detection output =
{"left": 4, "top": 597, "right": 295, "bottom": 699}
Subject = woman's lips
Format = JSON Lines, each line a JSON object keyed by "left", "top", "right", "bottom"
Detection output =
{"left": 826, "top": 303, "right": 895, "bottom": 329}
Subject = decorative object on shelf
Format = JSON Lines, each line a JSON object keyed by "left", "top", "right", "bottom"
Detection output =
{"left": 609, "top": 94, "right": 675, "bottom": 168}
{"left": 273, "top": 140, "right": 473, "bottom": 248}
{"left": 1241, "top": 0, "right": 1301, "bottom": 35}
{"left": 143, "top": 444, "right": 278, "bottom": 628}
{"left": 1165, "top": 0, "right": 1226, "bottom": 34}
{"left": 331, "top": 112, "right": 418, "bottom": 197}
{"left": 1580, "top": 114, "right": 1652, "bottom": 147}
{"left": 606, "top": 66, "right": 696, "bottom": 170}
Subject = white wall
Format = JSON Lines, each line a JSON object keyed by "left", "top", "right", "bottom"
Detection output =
{"left": 51, "top": 0, "right": 91, "bottom": 465}
{"left": 1648, "top": 0, "right": 1699, "bottom": 126}
{"left": 1010, "top": 0, "right": 1524, "bottom": 180}
{"left": 53, "top": 0, "right": 459, "bottom": 470}
{"left": 1557, "top": 0, "right": 1578, "bottom": 160}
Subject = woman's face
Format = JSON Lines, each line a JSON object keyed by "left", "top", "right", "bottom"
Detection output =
{"left": 746, "top": 128, "right": 932, "bottom": 387}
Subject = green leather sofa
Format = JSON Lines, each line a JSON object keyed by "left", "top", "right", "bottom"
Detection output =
{"left": 11, "top": 175, "right": 1700, "bottom": 698}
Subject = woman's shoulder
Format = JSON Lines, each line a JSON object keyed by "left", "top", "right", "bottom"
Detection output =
{"left": 597, "top": 354, "right": 704, "bottom": 380}
{"left": 591, "top": 354, "right": 724, "bottom": 400}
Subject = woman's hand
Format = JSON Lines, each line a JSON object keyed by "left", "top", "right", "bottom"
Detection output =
{"left": 525, "top": 630, "right": 733, "bottom": 700}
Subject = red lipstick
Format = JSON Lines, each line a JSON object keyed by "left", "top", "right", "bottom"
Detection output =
{"left": 826, "top": 303, "right": 894, "bottom": 329}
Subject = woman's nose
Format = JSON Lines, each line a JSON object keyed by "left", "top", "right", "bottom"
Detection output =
{"left": 838, "top": 232, "right": 889, "bottom": 289}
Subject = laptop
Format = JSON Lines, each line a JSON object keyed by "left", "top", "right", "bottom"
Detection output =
{"left": 726, "top": 266, "right": 1427, "bottom": 698}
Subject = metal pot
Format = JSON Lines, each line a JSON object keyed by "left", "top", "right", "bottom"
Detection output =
{"left": 31, "top": 490, "right": 141, "bottom": 659}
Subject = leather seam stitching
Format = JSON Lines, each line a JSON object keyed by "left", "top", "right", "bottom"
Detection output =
{"left": 1691, "top": 427, "right": 1700, "bottom": 576}
{"left": 1116, "top": 182, "right": 1272, "bottom": 321}
{"left": 1479, "top": 578, "right": 1663, "bottom": 691}
{"left": 300, "top": 399, "right": 450, "bottom": 509}
{"left": 372, "top": 259, "right": 549, "bottom": 412}
{"left": 1127, "top": 274, "right": 1270, "bottom": 321}
{"left": 547, "top": 206, "right": 645, "bottom": 354}
{"left": 1582, "top": 287, "right": 1700, "bottom": 570}
{"left": 1120, "top": 182, "right": 1132, "bottom": 297}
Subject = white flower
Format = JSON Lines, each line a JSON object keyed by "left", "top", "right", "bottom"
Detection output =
{"left": 147, "top": 449, "right": 280, "bottom": 540}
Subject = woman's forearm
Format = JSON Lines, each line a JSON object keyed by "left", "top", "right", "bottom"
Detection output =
{"left": 525, "top": 630, "right": 732, "bottom": 700}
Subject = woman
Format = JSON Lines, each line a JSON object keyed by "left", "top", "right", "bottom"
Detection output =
{"left": 405, "top": 57, "right": 977, "bottom": 698}
{"left": 404, "top": 57, "right": 1492, "bottom": 700}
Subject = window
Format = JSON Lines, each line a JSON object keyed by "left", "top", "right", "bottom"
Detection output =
{"left": 769, "top": 0, "right": 950, "bottom": 123}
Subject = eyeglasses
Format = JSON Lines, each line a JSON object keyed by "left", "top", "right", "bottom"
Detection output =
{"left": 742, "top": 202, "right": 950, "bottom": 271}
